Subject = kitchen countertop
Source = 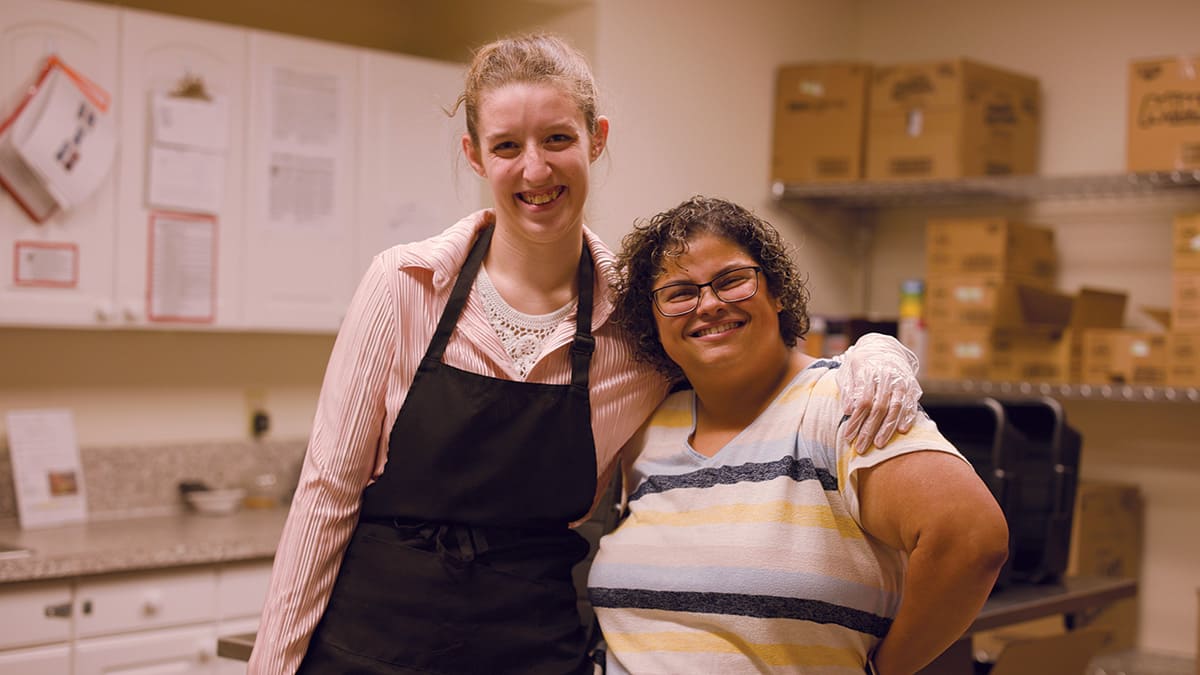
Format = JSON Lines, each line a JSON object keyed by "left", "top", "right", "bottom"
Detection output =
{"left": 0, "top": 507, "right": 288, "bottom": 584}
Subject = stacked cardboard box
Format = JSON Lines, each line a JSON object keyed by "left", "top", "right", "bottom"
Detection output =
{"left": 1127, "top": 55, "right": 1200, "bottom": 173}
{"left": 771, "top": 58, "right": 1040, "bottom": 184}
{"left": 1171, "top": 213, "right": 1200, "bottom": 386}
{"left": 923, "top": 216, "right": 1054, "bottom": 381}
{"left": 1085, "top": 214, "right": 1200, "bottom": 386}
{"left": 923, "top": 217, "right": 1127, "bottom": 382}
{"left": 771, "top": 63, "right": 871, "bottom": 183}
{"left": 1067, "top": 482, "right": 1144, "bottom": 653}
{"left": 867, "top": 59, "right": 1040, "bottom": 180}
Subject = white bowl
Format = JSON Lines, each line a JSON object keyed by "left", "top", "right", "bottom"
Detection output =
{"left": 186, "top": 488, "right": 246, "bottom": 516}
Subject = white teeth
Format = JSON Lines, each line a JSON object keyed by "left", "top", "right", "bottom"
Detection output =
{"left": 520, "top": 187, "right": 562, "bottom": 205}
{"left": 694, "top": 322, "right": 739, "bottom": 338}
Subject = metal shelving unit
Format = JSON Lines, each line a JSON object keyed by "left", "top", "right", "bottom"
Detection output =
{"left": 922, "top": 379, "right": 1200, "bottom": 403}
{"left": 773, "top": 171, "right": 1200, "bottom": 402}
{"left": 771, "top": 170, "right": 1200, "bottom": 207}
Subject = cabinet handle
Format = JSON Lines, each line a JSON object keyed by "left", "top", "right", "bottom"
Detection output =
{"left": 43, "top": 602, "right": 72, "bottom": 618}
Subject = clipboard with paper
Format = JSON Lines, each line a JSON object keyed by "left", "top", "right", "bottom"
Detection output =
{"left": 0, "top": 55, "right": 116, "bottom": 223}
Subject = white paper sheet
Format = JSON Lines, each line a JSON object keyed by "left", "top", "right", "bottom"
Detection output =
{"left": 148, "top": 212, "right": 216, "bottom": 322}
{"left": 263, "top": 66, "right": 342, "bottom": 232}
{"left": 147, "top": 145, "right": 225, "bottom": 214}
{"left": 151, "top": 93, "right": 229, "bottom": 152}
{"left": 5, "top": 409, "right": 88, "bottom": 529}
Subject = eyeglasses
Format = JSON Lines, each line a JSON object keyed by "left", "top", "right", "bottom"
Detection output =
{"left": 650, "top": 266, "right": 762, "bottom": 317}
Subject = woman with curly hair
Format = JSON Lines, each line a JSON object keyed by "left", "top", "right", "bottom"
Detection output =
{"left": 588, "top": 196, "right": 1009, "bottom": 675}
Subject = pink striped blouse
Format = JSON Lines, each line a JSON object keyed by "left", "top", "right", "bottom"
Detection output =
{"left": 248, "top": 211, "right": 670, "bottom": 673}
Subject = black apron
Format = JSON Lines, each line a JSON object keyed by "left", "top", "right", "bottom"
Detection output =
{"left": 299, "top": 225, "right": 598, "bottom": 675}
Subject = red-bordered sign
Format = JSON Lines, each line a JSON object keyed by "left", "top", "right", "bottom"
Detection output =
{"left": 145, "top": 210, "right": 218, "bottom": 324}
{"left": 12, "top": 240, "right": 79, "bottom": 288}
{"left": 0, "top": 55, "right": 111, "bottom": 223}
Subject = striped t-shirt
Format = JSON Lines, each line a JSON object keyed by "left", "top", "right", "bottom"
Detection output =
{"left": 588, "top": 359, "right": 963, "bottom": 674}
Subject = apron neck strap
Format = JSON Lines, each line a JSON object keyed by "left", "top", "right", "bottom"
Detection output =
{"left": 424, "top": 225, "right": 596, "bottom": 393}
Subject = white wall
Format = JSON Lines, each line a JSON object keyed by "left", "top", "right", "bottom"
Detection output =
{"left": 589, "top": 0, "right": 867, "bottom": 316}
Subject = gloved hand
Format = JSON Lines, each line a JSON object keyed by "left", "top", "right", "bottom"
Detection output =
{"left": 834, "top": 333, "right": 922, "bottom": 453}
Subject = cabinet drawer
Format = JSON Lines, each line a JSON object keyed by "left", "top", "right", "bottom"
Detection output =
{"left": 75, "top": 624, "right": 218, "bottom": 675}
{"left": 217, "top": 560, "right": 272, "bottom": 620}
{"left": 0, "top": 643, "right": 71, "bottom": 674}
{"left": 76, "top": 567, "right": 218, "bottom": 638}
{"left": 0, "top": 580, "right": 73, "bottom": 650}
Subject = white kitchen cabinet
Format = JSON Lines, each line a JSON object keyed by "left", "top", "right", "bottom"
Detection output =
{"left": 75, "top": 567, "right": 217, "bottom": 639}
{"left": 355, "top": 50, "right": 482, "bottom": 272}
{"left": 239, "top": 31, "right": 361, "bottom": 333}
{"left": 0, "top": 579, "right": 73, "bottom": 650}
{"left": 112, "top": 10, "right": 249, "bottom": 329}
{"left": 0, "top": 643, "right": 71, "bottom": 674}
{"left": 0, "top": 0, "right": 119, "bottom": 328}
{"left": 74, "top": 624, "right": 219, "bottom": 675}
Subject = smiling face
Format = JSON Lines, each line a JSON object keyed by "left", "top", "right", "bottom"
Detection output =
{"left": 463, "top": 82, "right": 608, "bottom": 247}
{"left": 651, "top": 232, "right": 787, "bottom": 381}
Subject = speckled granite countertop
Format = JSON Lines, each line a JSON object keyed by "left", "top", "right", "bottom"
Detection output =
{"left": 0, "top": 508, "right": 287, "bottom": 584}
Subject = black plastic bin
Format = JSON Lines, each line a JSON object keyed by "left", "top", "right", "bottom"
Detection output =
{"left": 920, "top": 395, "right": 1022, "bottom": 592}
{"left": 993, "top": 396, "right": 1081, "bottom": 584}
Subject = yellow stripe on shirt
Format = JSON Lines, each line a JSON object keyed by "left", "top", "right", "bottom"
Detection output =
{"left": 624, "top": 501, "right": 865, "bottom": 539}
{"left": 604, "top": 630, "right": 864, "bottom": 668}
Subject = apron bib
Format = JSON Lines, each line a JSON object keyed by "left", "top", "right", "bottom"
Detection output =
{"left": 299, "top": 225, "right": 598, "bottom": 674}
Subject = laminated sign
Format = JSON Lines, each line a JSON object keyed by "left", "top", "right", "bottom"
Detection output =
{"left": 0, "top": 55, "right": 115, "bottom": 222}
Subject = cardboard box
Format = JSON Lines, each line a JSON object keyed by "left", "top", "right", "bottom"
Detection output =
{"left": 925, "top": 325, "right": 1011, "bottom": 380}
{"left": 771, "top": 63, "right": 871, "bottom": 183}
{"left": 1175, "top": 270, "right": 1200, "bottom": 332}
{"left": 926, "top": 217, "right": 1057, "bottom": 285}
{"left": 925, "top": 287, "right": 1126, "bottom": 382}
{"left": 1127, "top": 56, "right": 1200, "bottom": 172}
{"left": 1081, "top": 329, "right": 1169, "bottom": 385}
{"left": 1067, "top": 482, "right": 1144, "bottom": 653}
{"left": 925, "top": 277, "right": 1075, "bottom": 329}
{"left": 1168, "top": 332, "right": 1200, "bottom": 386}
{"left": 867, "top": 58, "right": 1040, "bottom": 179}
{"left": 1175, "top": 213, "right": 1200, "bottom": 271}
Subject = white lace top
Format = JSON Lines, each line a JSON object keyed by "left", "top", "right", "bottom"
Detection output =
{"left": 476, "top": 265, "right": 577, "bottom": 379}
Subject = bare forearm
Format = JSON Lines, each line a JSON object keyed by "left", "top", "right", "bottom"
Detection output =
{"left": 872, "top": 539, "right": 1005, "bottom": 674}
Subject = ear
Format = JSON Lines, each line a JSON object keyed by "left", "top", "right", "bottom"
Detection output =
{"left": 462, "top": 134, "right": 486, "bottom": 177}
{"left": 590, "top": 116, "right": 610, "bottom": 162}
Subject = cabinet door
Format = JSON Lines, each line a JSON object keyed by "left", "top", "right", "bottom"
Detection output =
{"left": 0, "top": 579, "right": 73, "bottom": 650}
{"left": 75, "top": 567, "right": 217, "bottom": 639}
{"left": 241, "top": 32, "right": 360, "bottom": 332}
{"left": 113, "top": 9, "right": 248, "bottom": 328}
{"left": 0, "top": 643, "right": 71, "bottom": 674}
{"left": 355, "top": 51, "right": 481, "bottom": 272}
{"left": 74, "top": 624, "right": 219, "bottom": 675}
{"left": 215, "top": 560, "right": 271, "bottom": 621}
{"left": 0, "top": 0, "right": 118, "bottom": 327}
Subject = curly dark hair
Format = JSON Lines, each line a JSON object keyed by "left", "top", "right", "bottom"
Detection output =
{"left": 612, "top": 196, "right": 811, "bottom": 381}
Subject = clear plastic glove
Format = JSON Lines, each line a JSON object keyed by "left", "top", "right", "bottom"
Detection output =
{"left": 833, "top": 333, "right": 922, "bottom": 453}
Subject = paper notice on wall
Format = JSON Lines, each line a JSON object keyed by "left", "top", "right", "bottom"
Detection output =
{"left": 268, "top": 152, "right": 335, "bottom": 229}
{"left": 146, "top": 93, "right": 229, "bottom": 215}
{"left": 152, "top": 93, "right": 229, "bottom": 152}
{"left": 147, "top": 145, "right": 225, "bottom": 215}
{"left": 263, "top": 66, "right": 341, "bottom": 232}
{"left": 147, "top": 212, "right": 216, "bottom": 323}
{"left": 5, "top": 408, "right": 88, "bottom": 529}
{"left": 14, "top": 241, "right": 78, "bottom": 287}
